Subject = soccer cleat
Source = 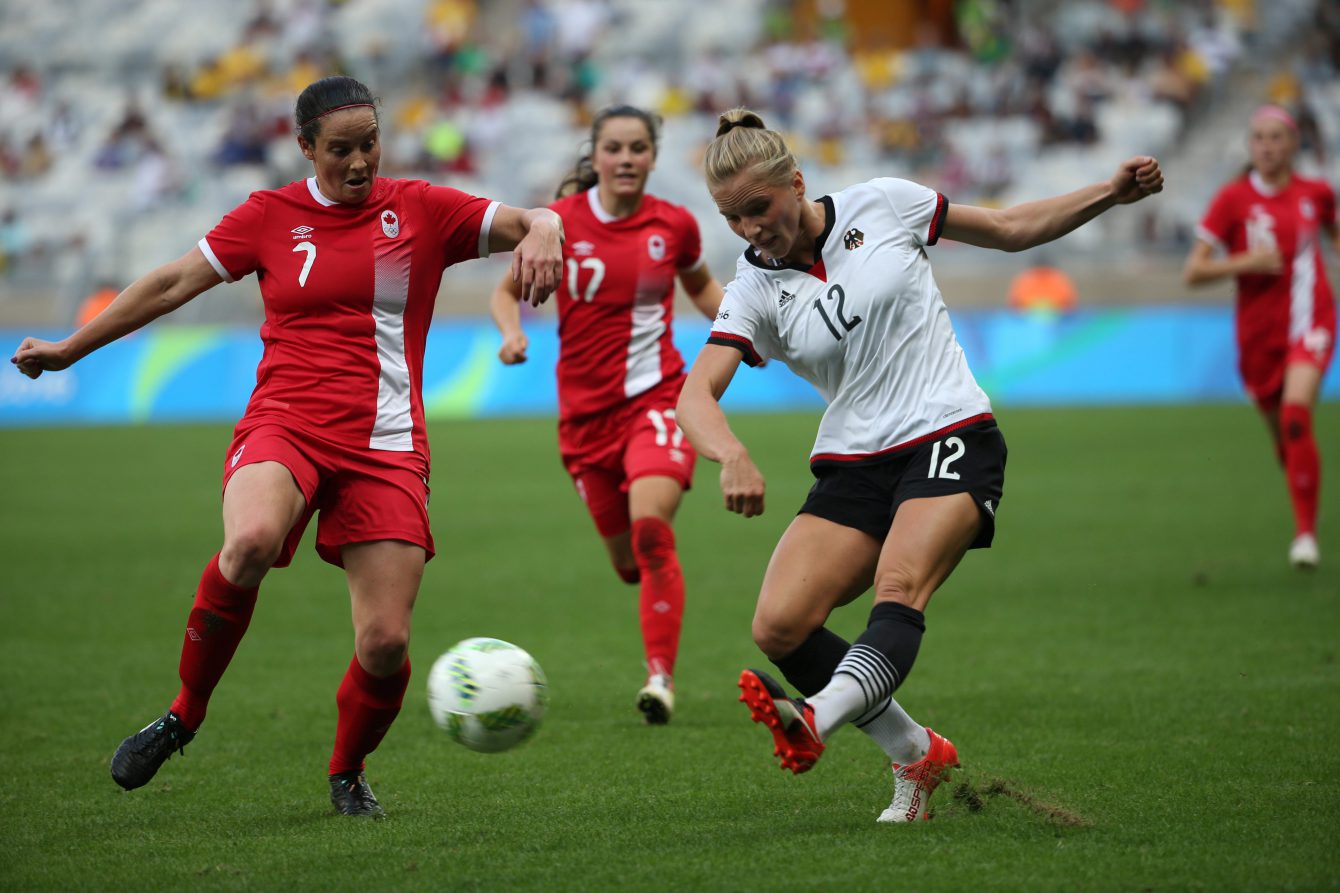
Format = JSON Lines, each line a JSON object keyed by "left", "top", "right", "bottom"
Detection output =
{"left": 637, "top": 673, "right": 675, "bottom": 725}
{"left": 329, "top": 770, "right": 384, "bottom": 818}
{"left": 737, "top": 669, "right": 825, "bottom": 774}
{"left": 877, "top": 728, "right": 959, "bottom": 823}
{"left": 110, "top": 710, "right": 196, "bottom": 791}
{"left": 1289, "top": 533, "right": 1319, "bottom": 570}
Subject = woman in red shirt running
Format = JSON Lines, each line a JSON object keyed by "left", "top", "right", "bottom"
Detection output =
{"left": 490, "top": 106, "right": 723, "bottom": 724}
{"left": 1184, "top": 105, "right": 1337, "bottom": 569}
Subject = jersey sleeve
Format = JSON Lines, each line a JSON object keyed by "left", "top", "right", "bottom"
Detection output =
{"left": 198, "top": 192, "right": 266, "bottom": 282}
{"left": 1196, "top": 186, "right": 1236, "bottom": 250}
{"left": 871, "top": 177, "right": 949, "bottom": 247}
{"left": 705, "top": 269, "right": 776, "bottom": 367}
{"left": 420, "top": 182, "right": 498, "bottom": 263}
{"left": 674, "top": 206, "right": 705, "bottom": 272}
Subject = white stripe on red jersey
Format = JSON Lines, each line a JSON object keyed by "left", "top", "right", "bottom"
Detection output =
{"left": 199, "top": 176, "right": 496, "bottom": 462}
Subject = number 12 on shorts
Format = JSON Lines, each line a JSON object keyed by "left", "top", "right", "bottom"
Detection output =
{"left": 927, "top": 436, "right": 965, "bottom": 479}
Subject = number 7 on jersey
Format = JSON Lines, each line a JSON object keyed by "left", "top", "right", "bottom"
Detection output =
{"left": 293, "top": 242, "right": 316, "bottom": 288}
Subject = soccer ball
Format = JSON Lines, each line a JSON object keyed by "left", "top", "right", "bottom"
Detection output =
{"left": 426, "top": 637, "right": 548, "bottom": 753}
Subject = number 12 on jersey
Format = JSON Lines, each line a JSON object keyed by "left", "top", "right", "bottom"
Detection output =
{"left": 927, "top": 436, "right": 964, "bottom": 479}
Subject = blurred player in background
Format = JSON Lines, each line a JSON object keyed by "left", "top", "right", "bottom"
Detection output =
{"left": 490, "top": 106, "right": 723, "bottom": 724}
{"left": 1183, "top": 105, "right": 1336, "bottom": 570}
{"left": 677, "top": 108, "right": 1162, "bottom": 823}
{"left": 10, "top": 76, "right": 564, "bottom": 817}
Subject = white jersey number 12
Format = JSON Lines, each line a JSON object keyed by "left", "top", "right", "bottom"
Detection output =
{"left": 927, "top": 436, "right": 965, "bottom": 480}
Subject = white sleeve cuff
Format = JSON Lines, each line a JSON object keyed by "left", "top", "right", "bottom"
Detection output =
{"left": 197, "top": 238, "right": 234, "bottom": 282}
{"left": 478, "top": 201, "right": 501, "bottom": 258}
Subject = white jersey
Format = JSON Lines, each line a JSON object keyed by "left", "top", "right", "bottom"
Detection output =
{"left": 708, "top": 177, "right": 992, "bottom": 465}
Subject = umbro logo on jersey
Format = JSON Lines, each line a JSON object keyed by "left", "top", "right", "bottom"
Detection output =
{"left": 290, "top": 225, "right": 314, "bottom": 240}
{"left": 381, "top": 210, "right": 400, "bottom": 238}
{"left": 843, "top": 227, "right": 864, "bottom": 250}
{"left": 778, "top": 289, "right": 796, "bottom": 308}
{"left": 572, "top": 240, "right": 596, "bottom": 256}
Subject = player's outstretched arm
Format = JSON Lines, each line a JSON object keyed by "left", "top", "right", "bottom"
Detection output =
{"left": 942, "top": 156, "right": 1164, "bottom": 253}
{"left": 677, "top": 344, "right": 766, "bottom": 517}
{"left": 488, "top": 206, "right": 564, "bottom": 307}
{"left": 10, "top": 247, "right": 223, "bottom": 379}
{"left": 489, "top": 271, "right": 529, "bottom": 365}
{"left": 679, "top": 264, "right": 725, "bottom": 320}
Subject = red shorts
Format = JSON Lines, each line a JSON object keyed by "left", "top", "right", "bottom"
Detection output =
{"left": 1240, "top": 323, "right": 1335, "bottom": 412}
{"left": 221, "top": 421, "right": 434, "bottom": 568}
{"left": 558, "top": 378, "right": 696, "bottom": 537}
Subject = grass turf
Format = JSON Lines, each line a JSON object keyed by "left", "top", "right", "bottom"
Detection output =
{"left": 1, "top": 404, "right": 1337, "bottom": 892}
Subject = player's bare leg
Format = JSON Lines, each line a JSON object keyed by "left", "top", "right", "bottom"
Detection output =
{"left": 740, "top": 515, "right": 879, "bottom": 772}
{"left": 1281, "top": 361, "right": 1324, "bottom": 569}
{"left": 628, "top": 474, "right": 687, "bottom": 723}
{"left": 803, "top": 495, "right": 978, "bottom": 814}
{"left": 111, "top": 462, "right": 306, "bottom": 791}
{"left": 328, "top": 540, "right": 425, "bottom": 817}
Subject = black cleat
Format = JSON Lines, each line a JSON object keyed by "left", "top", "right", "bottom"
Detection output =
{"left": 111, "top": 711, "right": 196, "bottom": 790}
{"left": 329, "top": 770, "right": 384, "bottom": 817}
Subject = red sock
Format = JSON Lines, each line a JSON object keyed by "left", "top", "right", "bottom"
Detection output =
{"left": 631, "top": 517, "right": 684, "bottom": 678}
{"left": 1280, "top": 403, "right": 1320, "bottom": 536}
{"left": 329, "top": 655, "right": 411, "bottom": 775}
{"left": 169, "top": 554, "right": 259, "bottom": 731}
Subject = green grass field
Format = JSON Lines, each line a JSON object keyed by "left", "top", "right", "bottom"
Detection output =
{"left": 1, "top": 405, "right": 1337, "bottom": 892}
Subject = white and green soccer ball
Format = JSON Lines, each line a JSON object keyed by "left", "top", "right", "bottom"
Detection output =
{"left": 427, "top": 637, "right": 548, "bottom": 753}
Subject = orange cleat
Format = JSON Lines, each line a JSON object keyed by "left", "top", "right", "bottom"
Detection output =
{"left": 877, "top": 728, "right": 959, "bottom": 823}
{"left": 738, "top": 669, "right": 825, "bottom": 774}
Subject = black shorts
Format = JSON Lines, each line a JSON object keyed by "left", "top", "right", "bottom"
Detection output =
{"left": 798, "top": 419, "right": 1007, "bottom": 549}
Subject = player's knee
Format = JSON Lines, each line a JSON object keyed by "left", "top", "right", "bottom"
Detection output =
{"left": 356, "top": 626, "right": 410, "bottom": 675}
{"left": 873, "top": 565, "right": 923, "bottom": 609}
{"left": 220, "top": 526, "right": 286, "bottom": 580}
{"left": 751, "top": 610, "right": 816, "bottom": 660}
{"left": 631, "top": 517, "right": 675, "bottom": 571}
{"left": 1280, "top": 403, "right": 1312, "bottom": 442}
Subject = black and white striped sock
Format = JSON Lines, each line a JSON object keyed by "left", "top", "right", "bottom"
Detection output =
{"left": 810, "top": 602, "right": 925, "bottom": 739}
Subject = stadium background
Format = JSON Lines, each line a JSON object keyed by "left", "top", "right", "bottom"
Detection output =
{"left": 1, "top": 0, "right": 1338, "bottom": 425}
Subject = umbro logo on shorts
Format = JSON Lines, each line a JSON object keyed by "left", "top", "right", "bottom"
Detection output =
{"left": 231, "top": 444, "right": 246, "bottom": 468}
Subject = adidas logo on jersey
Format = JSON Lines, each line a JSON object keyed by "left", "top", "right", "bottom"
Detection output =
{"left": 778, "top": 288, "right": 796, "bottom": 308}
{"left": 843, "top": 227, "right": 864, "bottom": 250}
{"left": 572, "top": 240, "right": 596, "bottom": 256}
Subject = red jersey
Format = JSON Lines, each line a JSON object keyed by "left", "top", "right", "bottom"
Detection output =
{"left": 199, "top": 176, "right": 497, "bottom": 462}
{"left": 551, "top": 188, "right": 704, "bottom": 419}
{"left": 1198, "top": 171, "right": 1336, "bottom": 358}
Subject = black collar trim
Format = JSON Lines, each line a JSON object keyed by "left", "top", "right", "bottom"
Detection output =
{"left": 744, "top": 195, "right": 835, "bottom": 272}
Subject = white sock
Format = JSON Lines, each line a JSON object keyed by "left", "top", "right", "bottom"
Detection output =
{"left": 854, "top": 699, "right": 930, "bottom": 765}
{"left": 808, "top": 674, "right": 868, "bottom": 739}
{"left": 809, "top": 644, "right": 901, "bottom": 739}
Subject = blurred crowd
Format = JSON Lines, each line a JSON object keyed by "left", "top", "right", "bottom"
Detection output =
{"left": 0, "top": 0, "right": 1337, "bottom": 319}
